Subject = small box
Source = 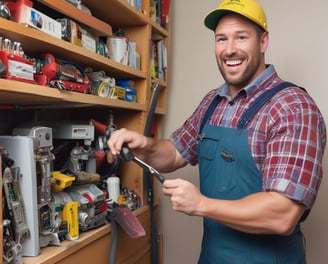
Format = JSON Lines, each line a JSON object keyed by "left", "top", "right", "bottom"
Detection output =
{"left": 57, "top": 18, "right": 82, "bottom": 46}
{"left": 0, "top": 51, "right": 35, "bottom": 83}
{"left": 7, "top": 0, "right": 62, "bottom": 39}
{"left": 81, "top": 29, "right": 96, "bottom": 53}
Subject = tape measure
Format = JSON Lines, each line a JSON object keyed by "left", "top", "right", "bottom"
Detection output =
{"left": 86, "top": 71, "right": 115, "bottom": 97}
{"left": 93, "top": 81, "right": 111, "bottom": 97}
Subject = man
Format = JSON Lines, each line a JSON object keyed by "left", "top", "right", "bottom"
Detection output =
{"left": 107, "top": 0, "right": 326, "bottom": 262}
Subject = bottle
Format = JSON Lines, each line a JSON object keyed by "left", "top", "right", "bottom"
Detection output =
{"left": 107, "top": 176, "right": 120, "bottom": 203}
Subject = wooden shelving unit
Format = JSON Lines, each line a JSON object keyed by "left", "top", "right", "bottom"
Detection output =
{"left": 0, "top": 0, "right": 170, "bottom": 263}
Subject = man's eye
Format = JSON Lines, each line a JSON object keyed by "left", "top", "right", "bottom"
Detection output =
{"left": 216, "top": 37, "right": 226, "bottom": 42}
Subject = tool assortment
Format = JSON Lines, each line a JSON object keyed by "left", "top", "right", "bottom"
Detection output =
{"left": 0, "top": 0, "right": 168, "bottom": 263}
{"left": 0, "top": 0, "right": 139, "bottom": 100}
{"left": 1, "top": 114, "right": 146, "bottom": 263}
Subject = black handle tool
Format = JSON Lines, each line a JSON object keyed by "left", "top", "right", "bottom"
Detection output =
{"left": 120, "top": 146, "right": 165, "bottom": 184}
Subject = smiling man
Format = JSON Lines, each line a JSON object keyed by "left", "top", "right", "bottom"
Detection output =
{"left": 214, "top": 14, "right": 267, "bottom": 97}
{"left": 107, "top": 0, "right": 326, "bottom": 263}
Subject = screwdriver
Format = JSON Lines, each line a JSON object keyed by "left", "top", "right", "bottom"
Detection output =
{"left": 120, "top": 145, "right": 165, "bottom": 184}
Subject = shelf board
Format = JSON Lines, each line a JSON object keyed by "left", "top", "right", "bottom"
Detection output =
{"left": 23, "top": 224, "right": 111, "bottom": 264}
{"left": 83, "top": 0, "right": 148, "bottom": 28}
{"left": 152, "top": 77, "right": 167, "bottom": 88}
{"left": 37, "top": 0, "right": 113, "bottom": 36}
{"left": 0, "top": 18, "right": 146, "bottom": 80}
{"left": 155, "top": 106, "right": 166, "bottom": 115}
{"left": 151, "top": 19, "right": 169, "bottom": 38}
{"left": 22, "top": 206, "right": 149, "bottom": 264}
{"left": 0, "top": 79, "right": 146, "bottom": 111}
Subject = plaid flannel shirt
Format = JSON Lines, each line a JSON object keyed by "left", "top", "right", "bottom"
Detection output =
{"left": 170, "top": 65, "right": 326, "bottom": 209}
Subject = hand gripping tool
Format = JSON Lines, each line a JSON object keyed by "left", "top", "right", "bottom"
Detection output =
{"left": 120, "top": 146, "right": 165, "bottom": 184}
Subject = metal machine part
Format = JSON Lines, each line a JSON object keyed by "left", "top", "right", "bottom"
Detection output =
{"left": 0, "top": 136, "right": 40, "bottom": 256}
{"left": 95, "top": 123, "right": 116, "bottom": 153}
{"left": 12, "top": 126, "right": 54, "bottom": 207}
{"left": 49, "top": 122, "right": 100, "bottom": 183}
{"left": 0, "top": 1, "right": 11, "bottom": 20}
{"left": 3, "top": 219, "right": 23, "bottom": 264}
{"left": 3, "top": 167, "right": 30, "bottom": 243}
{"left": 65, "top": 184, "right": 107, "bottom": 231}
{"left": 11, "top": 126, "right": 59, "bottom": 248}
{"left": 2, "top": 159, "right": 28, "bottom": 264}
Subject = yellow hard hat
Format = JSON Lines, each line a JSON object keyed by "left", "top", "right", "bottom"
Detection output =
{"left": 204, "top": 0, "right": 268, "bottom": 32}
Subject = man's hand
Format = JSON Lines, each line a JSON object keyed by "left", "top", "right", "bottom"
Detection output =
{"left": 106, "top": 128, "right": 147, "bottom": 163}
{"left": 163, "top": 178, "right": 204, "bottom": 215}
{"left": 106, "top": 128, "right": 187, "bottom": 173}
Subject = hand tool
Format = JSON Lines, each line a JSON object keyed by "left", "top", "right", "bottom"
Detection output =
{"left": 120, "top": 145, "right": 165, "bottom": 184}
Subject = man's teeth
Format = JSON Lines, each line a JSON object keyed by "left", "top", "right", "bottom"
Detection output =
{"left": 226, "top": 60, "right": 242, "bottom": 66}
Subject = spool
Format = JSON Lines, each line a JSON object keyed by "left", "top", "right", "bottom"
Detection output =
{"left": 107, "top": 177, "right": 120, "bottom": 203}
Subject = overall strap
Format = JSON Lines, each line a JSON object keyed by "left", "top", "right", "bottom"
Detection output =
{"left": 198, "top": 95, "right": 223, "bottom": 135}
{"left": 237, "top": 82, "right": 298, "bottom": 129}
{"left": 199, "top": 82, "right": 301, "bottom": 134}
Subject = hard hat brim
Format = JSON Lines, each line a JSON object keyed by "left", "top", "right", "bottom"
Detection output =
{"left": 204, "top": 9, "right": 233, "bottom": 31}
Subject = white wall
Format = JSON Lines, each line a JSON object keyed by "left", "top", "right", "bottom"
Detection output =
{"left": 159, "top": 1, "right": 328, "bottom": 263}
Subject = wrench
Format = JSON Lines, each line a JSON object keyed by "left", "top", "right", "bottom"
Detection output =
{"left": 120, "top": 146, "right": 165, "bottom": 183}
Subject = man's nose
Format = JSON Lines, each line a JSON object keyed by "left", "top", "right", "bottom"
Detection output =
{"left": 225, "top": 40, "right": 237, "bottom": 55}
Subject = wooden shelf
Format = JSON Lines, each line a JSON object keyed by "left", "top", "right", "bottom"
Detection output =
{"left": 83, "top": 0, "right": 148, "bottom": 28}
{"left": 23, "top": 206, "right": 150, "bottom": 264}
{"left": 37, "top": 0, "right": 113, "bottom": 36}
{"left": 23, "top": 224, "right": 111, "bottom": 264}
{"left": 150, "top": 19, "right": 169, "bottom": 38}
{"left": 0, "top": 79, "right": 146, "bottom": 110}
{"left": 0, "top": 18, "right": 146, "bottom": 80}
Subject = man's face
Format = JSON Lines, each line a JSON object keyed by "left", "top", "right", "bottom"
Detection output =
{"left": 214, "top": 14, "right": 268, "bottom": 95}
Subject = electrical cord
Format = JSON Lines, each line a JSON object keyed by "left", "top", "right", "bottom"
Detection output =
{"left": 107, "top": 206, "right": 119, "bottom": 264}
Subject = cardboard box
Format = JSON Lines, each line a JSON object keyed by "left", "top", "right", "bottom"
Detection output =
{"left": 81, "top": 29, "right": 96, "bottom": 53}
{"left": 57, "top": 18, "right": 83, "bottom": 46}
{"left": 7, "top": 0, "right": 62, "bottom": 39}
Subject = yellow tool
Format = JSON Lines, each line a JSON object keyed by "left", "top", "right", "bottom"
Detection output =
{"left": 62, "top": 201, "right": 79, "bottom": 240}
{"left": 51, "top": 171, "right": 75, "bottom": 192}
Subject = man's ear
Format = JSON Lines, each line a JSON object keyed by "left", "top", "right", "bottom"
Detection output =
{"left": 260, "top": 31, "right": 269, "bottom": 53}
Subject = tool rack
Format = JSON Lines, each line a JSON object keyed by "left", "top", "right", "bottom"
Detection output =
{"left": 0, "top": 0, "right": 170, "bottom": 263}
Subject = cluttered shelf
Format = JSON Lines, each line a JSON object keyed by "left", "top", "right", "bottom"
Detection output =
{"left": 22, "top": 206, "right": 150, "bottom": 264}
{"left": 0, "top": 79, "right": 146, "bottom": 110}
{"left": 1, "top": 0, "right": 170, "bottom": 262}
{"left": 0, "top": 18, "right": 147, "bottom": 80}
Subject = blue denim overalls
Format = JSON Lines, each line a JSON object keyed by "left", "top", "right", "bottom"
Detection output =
{"left": 197, "top": 83, "right": 306, "bottom": 263}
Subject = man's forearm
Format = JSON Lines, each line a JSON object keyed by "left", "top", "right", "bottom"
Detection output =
{"left": 141, "top": 138, "right": 187, "bottom": 173}
{"left": 195, "top": 191, "right": 306, "bottom": 235}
